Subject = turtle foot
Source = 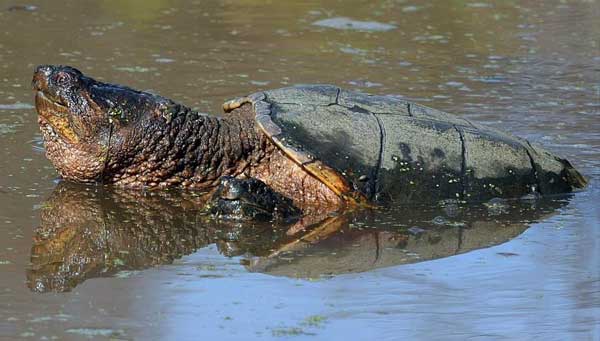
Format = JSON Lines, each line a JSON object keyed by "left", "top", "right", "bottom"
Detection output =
{"left": 207, "top": 176, "right": 301, "bottom": 222}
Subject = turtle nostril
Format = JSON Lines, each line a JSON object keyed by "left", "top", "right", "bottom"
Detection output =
{"left": 35, "top": 65, "right": 53, "bottom": 76}
{"left": 32, "top": 65, "right": 54, "bottom": 91}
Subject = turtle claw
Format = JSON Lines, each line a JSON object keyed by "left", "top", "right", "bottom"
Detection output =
{"left": 222, "top": 97, "right": 252, "bottom": 113}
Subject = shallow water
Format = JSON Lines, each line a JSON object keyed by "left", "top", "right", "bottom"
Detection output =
{"left": 0, "top": 0, "right": 599, "bottom": 340}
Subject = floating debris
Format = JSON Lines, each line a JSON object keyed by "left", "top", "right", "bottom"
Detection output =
{"left": 312, "top": 17, "right": 396, "bottom": 32}
{"left": 7, "top": 5, "right": 38, "bottom": 12}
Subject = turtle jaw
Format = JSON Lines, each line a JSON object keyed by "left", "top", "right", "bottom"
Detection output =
{"left": 35, "top": 90, "right": 80, "bottom": 144}
{"left": 35, "top": 84, "right": 110, "bottom": 183}
{"left": 33, "top": 64, "right": 88, "bottom": 145}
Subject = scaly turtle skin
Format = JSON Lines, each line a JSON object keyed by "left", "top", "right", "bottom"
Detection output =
{"left": 32, "top": 65, "right": 587, "bottom": 220}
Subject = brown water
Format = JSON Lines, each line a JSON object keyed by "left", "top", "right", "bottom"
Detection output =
{"left": 0, "top": 0, "right": 599, "bottom": 340}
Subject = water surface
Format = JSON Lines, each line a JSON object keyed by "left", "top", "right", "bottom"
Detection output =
{"left": 0, "top": 0, "right": 598, "bottom": 340}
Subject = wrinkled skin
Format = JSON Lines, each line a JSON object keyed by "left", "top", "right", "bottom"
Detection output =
{"left": 33, "top": 65, "right": 306, "bottom": 220}
{"left": 33, "top": 65, "right": 267, "bottom": 186}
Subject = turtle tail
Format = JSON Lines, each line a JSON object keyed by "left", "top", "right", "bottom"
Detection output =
{"left": 561, "top": 159, "right": 588, "bottom": 189}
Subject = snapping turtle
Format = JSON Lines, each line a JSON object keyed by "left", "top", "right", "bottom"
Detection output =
{"left": 32, "top": 65, "right": 586, "bottom": 220}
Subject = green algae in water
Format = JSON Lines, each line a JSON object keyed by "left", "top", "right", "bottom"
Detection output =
{"left": 270, "top": 315, "right": 327, "bottom": 337}
{"left": 301, "top": 315, "right": 327, "bottom": 327}
{"left": 271, "top": 327, "right": 313, "bottom": 337}
{"left": 197, "top": 264, "right": 217, "bottom": 271}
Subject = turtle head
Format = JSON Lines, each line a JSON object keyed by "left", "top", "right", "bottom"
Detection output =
{"left": 33, "top": 65, "right": 170, "bottom": 183}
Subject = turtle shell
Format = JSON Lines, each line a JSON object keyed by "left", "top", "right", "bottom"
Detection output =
{"left": 229, "top": 85, "right": 585, "bottom": 204}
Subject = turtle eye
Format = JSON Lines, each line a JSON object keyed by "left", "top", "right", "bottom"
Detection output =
{"left": 55, "top": 72, "right": 71, "bottom": 86}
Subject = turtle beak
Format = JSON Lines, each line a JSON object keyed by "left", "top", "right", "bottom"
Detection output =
{"left": 35, "top": 90, "right": 80, "bottom": 144}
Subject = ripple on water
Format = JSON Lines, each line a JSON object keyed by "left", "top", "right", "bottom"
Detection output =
{"left": 0, "top": 123, "right": 21, "bottom": 136}
{"left": 114, "top": 66, "right": 157, "bottom": 73}
{"left": 65, "top": 328, "right": 126, "bottom": 338}
{"left": 155, "top": 58, "right": 175, "bottom": 63}
{"left": 0, "top": 103, "right": 34, "bottom": 110}
{"left": 312, "top": 17, "right": 396, "bottom": 32}
{"left": 339, "top": 46, "right": 369, "bottom": 56}
{"left": 347, "top": 80, "right": 382, "bottom": 88}
{"left": 0, "top": 0, "right": 598, "bottom": 340}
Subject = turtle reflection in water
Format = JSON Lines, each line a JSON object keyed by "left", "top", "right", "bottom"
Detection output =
{"left": 33, "top": 65, "right": 586, "bottom": 223}
{"left": 27, "top": 183, "right": 570, "bottom": 292}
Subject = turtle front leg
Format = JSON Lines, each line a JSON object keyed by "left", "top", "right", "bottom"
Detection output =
{"left": 207, "top": 176, "right": 302, "bottom": 222}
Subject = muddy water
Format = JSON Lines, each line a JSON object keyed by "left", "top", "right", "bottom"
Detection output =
{"left": 0, "top": 0, "right": 598, "bottom": 339}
